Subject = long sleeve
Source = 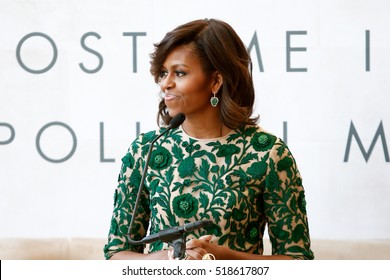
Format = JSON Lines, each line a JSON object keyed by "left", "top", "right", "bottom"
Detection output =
{"left": 263, "top": 139, "right": 314, "bottom": 260}
{"left": 103, "top": 134, "right": 152, "bottom": 259}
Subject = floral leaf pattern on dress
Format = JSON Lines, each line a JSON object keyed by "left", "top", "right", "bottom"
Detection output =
{"left": 104, "top": 125, "right": 314, "bottom": 260}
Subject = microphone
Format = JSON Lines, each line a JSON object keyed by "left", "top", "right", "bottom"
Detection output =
{"left": 135, "top": 220, "right": 213, "bottom": 244}
{"left": 127, "top": 113, "right": 186, "bottom": 244}
{"left": 167, "top": 112, "right": 186, "bottom": 130}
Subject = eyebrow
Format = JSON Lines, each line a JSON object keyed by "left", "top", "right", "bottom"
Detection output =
{"left": 162, "top": 63, "right": 190, "bottom": 69}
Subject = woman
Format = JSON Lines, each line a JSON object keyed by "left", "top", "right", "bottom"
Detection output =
{"left": 104, "top": 18, "right": 314, "bottom": 260}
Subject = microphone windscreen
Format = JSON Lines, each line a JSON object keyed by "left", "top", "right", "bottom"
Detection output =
{"left": 169, "top": 113, "right": 186, "bottom": 129}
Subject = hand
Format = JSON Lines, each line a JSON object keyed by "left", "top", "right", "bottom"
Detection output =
{"left": 167, "top": 235, "right": 214, "bottom": 260}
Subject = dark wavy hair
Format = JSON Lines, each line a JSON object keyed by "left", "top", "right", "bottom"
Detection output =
{"left": 150, "top": 18, "right": 259, "bottom": 129}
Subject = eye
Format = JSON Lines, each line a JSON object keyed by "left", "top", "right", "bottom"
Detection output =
{"left": 159, "top": 70, "right": 168, "bottom": 78}
{"left": 175, "top": 70, "right": 186, "bottom": 77}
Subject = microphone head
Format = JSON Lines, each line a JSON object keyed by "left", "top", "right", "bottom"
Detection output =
{"left": 169, "top": 113, "right": 186, "bottom": 129}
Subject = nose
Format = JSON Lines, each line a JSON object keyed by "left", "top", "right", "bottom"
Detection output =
{"left": 159, "top": 73, "right": 175, "bottom": 92}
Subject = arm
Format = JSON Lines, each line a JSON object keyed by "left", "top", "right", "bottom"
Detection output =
{"left": 104, "top": 140, "right": 152, "bottom": 260}
{"left": 109, "top": 250, "right": 170, "bottom": 260}
{"left": 185, "top": 236, "right": 293, "bottom": 260}
{"left": 262, "top": 139, "right": 314, "bottom": 260}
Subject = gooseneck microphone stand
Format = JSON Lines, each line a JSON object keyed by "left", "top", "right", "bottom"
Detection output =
{"left": 126, "top": 113, "right": 212, "bottom": 259}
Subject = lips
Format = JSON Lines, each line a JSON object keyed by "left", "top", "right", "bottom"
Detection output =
{"left": 164, "top": 93, "right": 179, "bottom": 102}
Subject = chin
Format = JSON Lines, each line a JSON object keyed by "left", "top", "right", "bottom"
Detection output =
{"left": 167, "top": 109, "right": 182, "bottom": 118}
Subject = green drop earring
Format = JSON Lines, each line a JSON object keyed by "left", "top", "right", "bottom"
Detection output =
{"left": 210, "top": 92, "right": 219, "bottom": 107}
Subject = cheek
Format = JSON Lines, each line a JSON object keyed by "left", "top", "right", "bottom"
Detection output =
{"left": 182, "top": 79, "right": 211, "bottom": 99}
{"left": 185, "top": 89, "right": 210, "bottom": 105}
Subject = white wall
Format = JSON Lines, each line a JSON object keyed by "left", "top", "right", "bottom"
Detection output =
{"left": 1, "top": 0, "right": 389, "bottom": 240}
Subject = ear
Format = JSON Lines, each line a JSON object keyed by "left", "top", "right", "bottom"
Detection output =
{"left": 211, "top": 71, "right": 223, "bottom": 93}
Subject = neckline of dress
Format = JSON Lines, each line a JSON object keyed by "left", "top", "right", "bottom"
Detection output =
{"left": 179, "top": 125, "right": 234, "bottom": 142}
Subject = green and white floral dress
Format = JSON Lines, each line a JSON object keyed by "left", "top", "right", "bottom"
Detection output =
{"left": 104, "top": 125, "right": 314, "bottom": 260}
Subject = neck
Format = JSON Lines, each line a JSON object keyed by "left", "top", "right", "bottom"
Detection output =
{"left": 181, "top": 118, "right": 229, "bottom": 139}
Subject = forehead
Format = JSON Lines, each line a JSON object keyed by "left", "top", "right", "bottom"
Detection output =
{"left": 163, "top": 44, "right": 199, "bottom": 66}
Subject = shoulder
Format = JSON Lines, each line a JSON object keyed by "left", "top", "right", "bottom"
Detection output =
{"left": 128, "top": 127, "right": 169, "bottom": 149}
{"left": 135, "top": 129, "right": 161, "bottom": 143}
{"left": 240, "top": 125, "right": 297, "bottom": 166}
{"left": 239, "top": 124, "right": 284, "bottom": 151}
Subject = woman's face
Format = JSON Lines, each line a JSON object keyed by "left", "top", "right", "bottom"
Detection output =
{"left": 159, "top": 44, "right": 217, "bottom": 120}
